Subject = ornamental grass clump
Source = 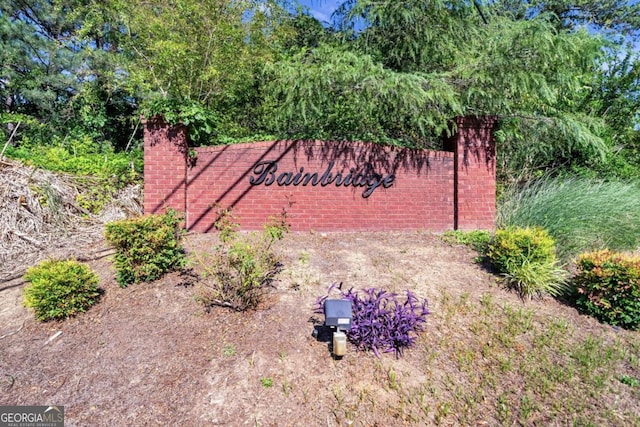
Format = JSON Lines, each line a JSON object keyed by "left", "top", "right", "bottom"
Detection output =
{"left": 316, "top": 284, "right": 430, "bottom": 357}
{"left": 498, "top": 176, "right": 640, "bottom": 261}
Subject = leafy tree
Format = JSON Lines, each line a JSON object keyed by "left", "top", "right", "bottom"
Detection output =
{"left": 489, "top": 0, "right": 640, "bottom": 179}
{"left": 117, "top": 0, "right": 292, "bottom": 144}
{"left": 281, "top": 12, "right": 337, "bottom": 53}
{"left": 263, "top": 45, "right": 460, "bottom": 146}
{"left": 1, "top": 0, "right": 637, "bottom": 184}
{"left": 267, "top": 0, "right": 612, "bottom": 182}
{"left": 492, "top": 0, "right": 640, "bottom": 41}
{"left": 1, "top": 1, "right": 82, "bottom": 132}
{"left": 0, "top": 0, "right": 135, "bottom": 149}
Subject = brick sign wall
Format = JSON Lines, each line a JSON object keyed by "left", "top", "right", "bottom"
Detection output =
{"left": 143, "top": 116, "right": 496, "bottom": 232}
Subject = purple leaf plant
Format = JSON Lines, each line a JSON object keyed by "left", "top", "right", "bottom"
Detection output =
{"left": 315, "top": 283, "right": 430, "bottom": 358}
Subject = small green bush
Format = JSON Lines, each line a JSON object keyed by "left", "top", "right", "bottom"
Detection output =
{"left": 194, "top": 209, "right": 288, "bottom": 311}
{"left": 574, "top": 250, "right": 640, "bottom": 330}
{"left": 487, "top": 227, "right": 568, "bottom": 299}
{"left": 105, "top": 209, "right": 185, "bottom": 287}
{"left": 23, "top": 259, "right": 101, "bottom": 321}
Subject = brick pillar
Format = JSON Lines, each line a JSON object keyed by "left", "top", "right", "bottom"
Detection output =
{"left": 143, "top": 117, "right": 188, "bottom": 217}
{"left": 454, "top": 116, "right": 497, "bottom": 230}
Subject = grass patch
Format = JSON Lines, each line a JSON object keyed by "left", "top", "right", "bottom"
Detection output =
{"left": 441, "top": 230, "right": 491, "bottom": 253}
{"left": 349, "top": 290, "right": 640, "bottom": 425}
{"left": 498, "top": 176, "right": 640, "bottom": 260}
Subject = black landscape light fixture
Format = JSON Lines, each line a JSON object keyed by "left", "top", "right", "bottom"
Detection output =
{"left": 322, "top": 299, "right": 353, "bottom": 357}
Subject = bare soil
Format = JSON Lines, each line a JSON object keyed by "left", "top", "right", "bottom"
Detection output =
{"left": 1, "top": 231, "right": 638, "bottom": 426}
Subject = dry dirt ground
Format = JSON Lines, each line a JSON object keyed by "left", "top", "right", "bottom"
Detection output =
{"left": 1, "top": 231, "right": 638, "bottom": 426}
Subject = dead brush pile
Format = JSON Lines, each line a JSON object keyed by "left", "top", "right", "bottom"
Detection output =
{"left": 0, "top": 158, "right": 142, "bottom": 280}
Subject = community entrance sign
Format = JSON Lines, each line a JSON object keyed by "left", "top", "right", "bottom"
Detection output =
{"left": 143, "top": 116, "right": 496, "bottom": 232}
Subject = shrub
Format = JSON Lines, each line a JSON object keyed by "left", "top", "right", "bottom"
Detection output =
{"left": 486, "top": 227, "right": 568, "bottom": 299}
{"left": 193, "top": 209, "right": 288, "bottom": 311}
{"left": 498, "top": 176, "right": 640, "bottom": 260}
{"left": 487, "top": 227, "right": 555, "bottom": 270}
{"left": 315, "top": 284, "right": 430, "bottom": 358}
{"left": 574, "top": 250, "right": 640, "bottom": 330}
{"left": 104, "top": 209, "right": 185, "bottom": 287}
{"left": 23, "top": 259, "right": 101, "bottom": 321}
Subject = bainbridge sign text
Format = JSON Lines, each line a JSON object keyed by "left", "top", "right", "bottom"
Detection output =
{"left": 248, "top": 160, "right": 395, "bottom": 198}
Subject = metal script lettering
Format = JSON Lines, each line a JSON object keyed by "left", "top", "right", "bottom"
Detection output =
{"left": 249, "top": 160, "right": 395, "bottom": 198}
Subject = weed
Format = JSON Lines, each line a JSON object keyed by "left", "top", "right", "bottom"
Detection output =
{"left": 194, "top": 208, "right": 288, "bottom": 311}
{"left": 222, "top": 344, "right": 237, "bottom": 357}
{"left": 503, "top": 305, "right": 533, "bottom": 336}
{"left": 387, "top": 368, "right": 399, "bottom": 390}
{"left": 260, "top": 377, "right": 273, "bottom": 388}
{"left": 441, "top": 230, "right": 492, "bottom": 253}
{"left": 496, "top": 393, "right": 511, "bottom": 423}
{"left": 281, "top": 379, "right": 293, "bottom": 396}
{"left": 519, "top": 394, "right": 536, "bottom": 424}
{"left": 479, "top": 293, "right": 495, "bottom": 315}
{"left": 618, "top": 375, "right": 640, "bottom": 388}
{"left": 435, "top": 402, "right": 451, "bottom": 425}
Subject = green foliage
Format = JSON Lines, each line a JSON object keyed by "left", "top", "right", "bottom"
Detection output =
{"left": 487, "top": 227, "right": 568, "bottom": 299}
{"left": 263, "top": 45, "right": 460, "bottom": 147}
{"left": 331, "top": 1, "right": 610, "bottom": 171}
{"left": 492, "top": 0, "right": 640, "bottom": 41}
{"left": 502, "top": 258, "right": 569, "bottom": 300}
{"left": 1, "top": 1, "right": 136, "bottom": 149}
{"left": 2, "top": 0, "right": 639, "bottom": 185}
{"left": 498, "top": 176, "right": 640, "bottom": 260}
{"left": 194, "top": 209, "right": 289, "bottom": 311}
{"left": 23, "top": 259, "right": 101, "bottom": 321}
{"left": 441, "top": 230, "right": 491, "bottom": 253}
{"left": 5, "top": 140, "right": 142, "bottom": 187}
{"left": 618, "top": 375, "right": 640, "bottom": 388}
{"left": 1, "top": 1, "right": 83, "bottom": 128}
{"left": 104, "top": 210, "right": 186, "bottom": 287}
{"left": 74, "top": 186, "right": 109, "bottom": 215}
{"left": 143, "top": 100, "right": 217, "bottom": 147}
{"left": 487, "top": 227, "right": 556, "bottom": 272}
{"left": 120, "top": 0, "right": 290, "bottom": 143}
{"left": 574, "top": 250, "right": 640, "bottom": 330}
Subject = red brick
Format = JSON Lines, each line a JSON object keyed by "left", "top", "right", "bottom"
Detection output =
{"left": 143, "top": 117, "right": 496, "bottom": 232}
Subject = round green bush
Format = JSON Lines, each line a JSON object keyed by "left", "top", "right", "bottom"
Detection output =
{"left": 23, "top": 259, "right": 101, "bottom": 321}
{"left": 486, "top": 227, "right": 568, "bottom": 299}
{"left": 574, "top": 250, "right": 640, "bottom": 330}
{"left": 487, "top": 226, "right": 556, "bottom": 272}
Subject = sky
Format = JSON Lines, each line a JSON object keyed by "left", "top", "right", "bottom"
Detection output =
{"left": 298, "top": 0, "right": 341, "bottom": 24}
